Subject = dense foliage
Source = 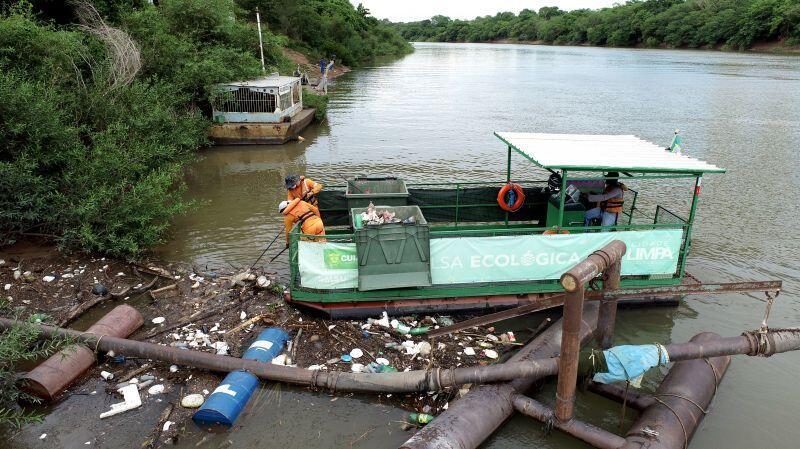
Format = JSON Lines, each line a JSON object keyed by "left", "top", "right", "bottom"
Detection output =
{"left": 237, "top": 0, "right": 412, "bottom": 66}
{"left": 395, "top": 0, "right": 800, "bottom": 50}
{"left": 0, "top": 302, "right": 69, "bottom": 427}
{"left": 0, "top": 0, "right": 410, "bottom": 257}
{"left": 0, "top": 2, "right": 278, "bottom": 256}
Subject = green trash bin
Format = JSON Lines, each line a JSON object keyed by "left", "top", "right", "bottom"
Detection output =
{"left": 345, "top": 177, "right": 409, "bottom": 209}
{"left": 351, "top": 205, "right": 431, "bottom": 291}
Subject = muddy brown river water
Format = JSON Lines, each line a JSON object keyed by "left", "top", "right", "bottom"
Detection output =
{"left": 11, "top": 43, "right": 800, "bottom": 448}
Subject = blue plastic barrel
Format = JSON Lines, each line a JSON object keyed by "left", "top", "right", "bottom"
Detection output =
{"left": 193, "top": 327, "right": 289, "bottom": 427}
{"left": 242, "top": 327, "right": 290, "bottom": 363}
{"left": 192, "top": 371, "right": 258, "bottom": 426}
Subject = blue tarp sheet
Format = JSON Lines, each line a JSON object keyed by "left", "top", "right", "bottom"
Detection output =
{"left": 593, "top": 344, "right": 669, "bottom": 388}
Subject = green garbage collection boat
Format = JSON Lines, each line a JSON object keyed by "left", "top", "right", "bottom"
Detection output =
{"left": 285, "top": 132, "right": 725, "bottom": 317}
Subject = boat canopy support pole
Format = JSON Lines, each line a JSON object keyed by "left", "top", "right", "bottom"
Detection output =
{"left": 557, "top": 170, "right": 568, "bottom": 229}
{"left": 679, "top": 174, "right": 702, "bottom": 277}
{"left": 505, "top": 145, "right": 512, "bottom": 226}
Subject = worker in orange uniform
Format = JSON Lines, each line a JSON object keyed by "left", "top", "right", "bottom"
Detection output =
{"left": 279, "top": 198, "right": 325, "bottom": 246}
{"left": 285, "top": 175, "right": 323, "bottom": 208}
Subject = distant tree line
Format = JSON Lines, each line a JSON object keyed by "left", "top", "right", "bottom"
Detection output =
{"left": 239, "top": 0, "right": 412, "bottom": 66}
{"left": 394, "top": 0, "right": 800, "bottom": 50}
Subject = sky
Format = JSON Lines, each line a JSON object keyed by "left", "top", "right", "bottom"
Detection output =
{"left": 351, "top": 1, "right": 619, "bottom": 23}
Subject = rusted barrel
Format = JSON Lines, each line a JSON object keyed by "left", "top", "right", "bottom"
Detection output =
{"left": 622, "top": 332, "right": 731, "bottom": 449}
{"left": 20, "top": 304, "right": 143, "bottom": 400}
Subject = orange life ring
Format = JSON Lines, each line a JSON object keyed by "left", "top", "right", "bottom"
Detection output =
{"left": 497, "top": 183, "right": 526, "bottom": 212}
{"left": 543, "top": 229, "right": 570, "bottom": 235}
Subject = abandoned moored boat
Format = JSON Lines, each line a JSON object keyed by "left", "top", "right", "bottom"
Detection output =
{"left": 210, "top": 75, "right": 315, "bottom": 145}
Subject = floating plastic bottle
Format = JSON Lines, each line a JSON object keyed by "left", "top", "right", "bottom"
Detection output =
{"left": 396, "top": 324, "right": 430, "bottom": 335}
{"left": 408, "top": 413, "right": 435, "bottom": 425}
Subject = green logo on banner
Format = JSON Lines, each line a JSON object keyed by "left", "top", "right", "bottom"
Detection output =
{"left": 324, "top": 248, "right": 357, "bottom": 269}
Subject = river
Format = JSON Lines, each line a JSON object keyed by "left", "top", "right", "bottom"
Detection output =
{"left": 52, "top": 43, "right": 800, "bottom": 448}
{"left": 152, "top": 42, "right": 800, "bottom": 449}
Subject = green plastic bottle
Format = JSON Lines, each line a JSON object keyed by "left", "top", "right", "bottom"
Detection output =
{"left": 409, "top": 326, "right": 430, "bottom": 335}
{"left": 408, "top": 413, "right": 435, "bottom": 425}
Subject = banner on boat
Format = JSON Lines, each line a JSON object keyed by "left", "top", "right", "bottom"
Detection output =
{"left": 429, "top": 229, "right": 683, "bottom": 284}
{"left": 298, "top": 229, "right": 683, "bottom": 290}
{"left": 298, "top": 241, "right": 359, "bottom": 289}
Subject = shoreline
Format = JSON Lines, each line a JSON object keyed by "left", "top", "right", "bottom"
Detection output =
{"left": 412, "top": 39, "right": 800, "bottom": 55}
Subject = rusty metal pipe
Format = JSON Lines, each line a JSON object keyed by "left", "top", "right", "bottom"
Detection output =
{"left": 597, "top": 259, "right": 621, "bottom": 348}
{"left": 401, "top": 303, "right": 601, "bottom": 449}
{"left": 555, "top": 287, "right": 585, "bottom": 422}
{"left": 622, "top": 333, "right": 731, "bottom": 449}
{"left": 667, "top": 329, "right": 800, "bottom": 360}
{"left": 2, "top": 318, "right": 563, "bottom": 393}
{"left": 587, "top": 381, "right": 656, "bottom": 411}
{"left": 560, "top": 240, "right": 627, "bottom": 292}
{"left": 557, "top": 241, "right": 626, "bottom": 423}
{"left": 5, "top": 320, "right": 798, "bottom": 396}
{"left": 20, "top": 304, "right": 143, "bottom": 400}
{"left": 512, "top": 394, "right": 626, "bottom": 449}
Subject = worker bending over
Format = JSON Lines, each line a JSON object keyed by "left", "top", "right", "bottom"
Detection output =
{"left": 583, "top": 172, "right": 626, "bottom": 227}
{"left": 279, "top": 198, "right": 325, "bottom": 246}
{"left": 285, "top": 175, "right": 323, "bottom": 208}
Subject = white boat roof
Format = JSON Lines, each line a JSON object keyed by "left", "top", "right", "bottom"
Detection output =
{"left": 220, "top": 75, "right": 300, "bottom": 88}
{"left": 495, "top": 132, "right": 725, "bottom": 174}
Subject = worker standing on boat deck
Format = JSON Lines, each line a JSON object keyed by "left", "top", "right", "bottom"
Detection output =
{"left": 285, "top": 174, "right": 323, "bottom": 208}
{"left": 583, "top": 172, "right": 626, "bottom": 227}
{"left": 279, "top": 198, "right": 325, "bottom": 246}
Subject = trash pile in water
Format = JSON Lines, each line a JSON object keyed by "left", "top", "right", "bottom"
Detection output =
{"left": 360, "top": 202, "right": 415, "bottom": 226}
{"left": 1, "top": 251, "right": 537, "bottom": 442}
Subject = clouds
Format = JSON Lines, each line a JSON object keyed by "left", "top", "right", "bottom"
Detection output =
{"left": 352, "top": 0, "right": 618, "bottom": 22}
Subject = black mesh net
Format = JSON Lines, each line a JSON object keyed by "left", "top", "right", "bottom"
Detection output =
{"left": 317, "top": 185, "right": 549, "bottom": 227}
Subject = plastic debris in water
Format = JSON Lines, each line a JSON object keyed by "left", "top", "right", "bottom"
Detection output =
{"left": 42, "top": 276, "right": 56, "bottom": 283}
{"left": 148, "top": 384, "right": 165, "bottom": 395}
{"left": 151, "top": 317, "right": 165, "bottom": 325}
{"left": 91, "top": 283, "right": 108, "bottom": 296}
{"left": 100, "top": 384, "right": 141, "bottom": 418}
{"left": 484, "top": 349, "right": 499, "bottom": 359}
{"left": 408, "top": 413, "right": 436, "bottom": 425}
{"left": 256, "top": 276, "right": 271, "bottom": 289}
{"left": 350, "top": 348, "right": 364, "bottom": 359}
{"left": 181, "top": 393, "right": 205, "bottom": 408}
